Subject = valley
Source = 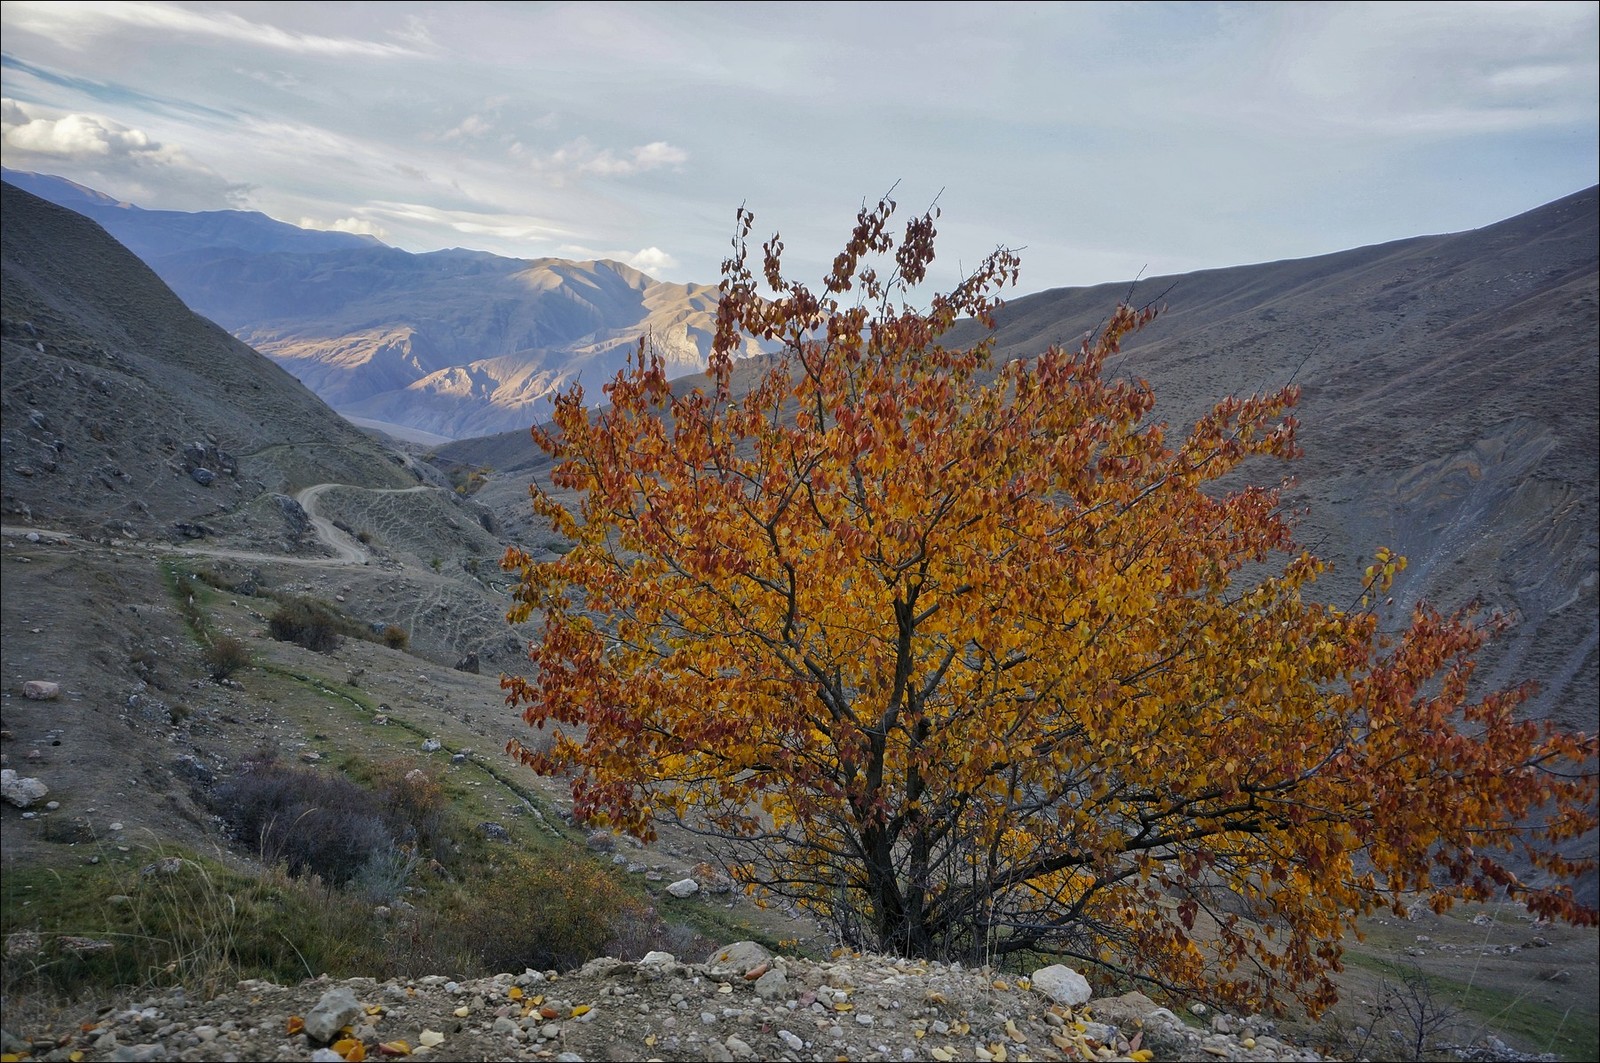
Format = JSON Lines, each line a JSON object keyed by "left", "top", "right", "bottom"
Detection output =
{"left": 2, "top": 173, "right": 1596, "bottom": 1061}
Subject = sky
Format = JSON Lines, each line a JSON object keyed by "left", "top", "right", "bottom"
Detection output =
{"left": 1, "top": 1, "right": 1596, "bottom": 294}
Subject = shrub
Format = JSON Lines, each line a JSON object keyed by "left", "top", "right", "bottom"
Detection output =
{"left": 203, "top": 635, "right": 251, "bottom": 680}
{"left": 426, "top": 854, "right": 646, "bottom": 974}
{"left": 381, "top": 625, "right": 409, "bottom": 650}
{"left": 267, "top": 596, "right": 345, "bottom": 652}
{"left": 212, "top": 762, "right": 392, "bottom": 886}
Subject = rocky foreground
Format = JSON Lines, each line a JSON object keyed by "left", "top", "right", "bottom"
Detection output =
{"left": 2, "top": 941, "right": 1325, "bottom": 1063}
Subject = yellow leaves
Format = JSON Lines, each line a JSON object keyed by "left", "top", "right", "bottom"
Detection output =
{"left": 286, "top": 1016, "right": 305, "bottom": 1036}
{"left": 499, "top": 190, "right": 1600, "bottom": 1019}
{"left": 375, "top": 1043, "right": 412, "bottom": 1058}
{"left": 569, "top": 1004, "right": 592, "bottom": 1018}
{"left": 331, "top": 1038, "right": 365, "bottom": 1062}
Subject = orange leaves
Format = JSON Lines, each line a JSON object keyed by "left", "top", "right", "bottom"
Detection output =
{"left": 502, "top": 195, "right": 1598, "bottom": 1014}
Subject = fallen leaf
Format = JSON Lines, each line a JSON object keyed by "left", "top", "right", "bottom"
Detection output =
{"left": 508, "top": 986, "right": 523, "bottom": 1000}
{"left": 376, "top": 1042, "right": 412, "bottom": 1057}
{"left": 417, "top": 1030, "right": 444, "bottom": 1048}
{"left": 452, "top": 1006, "right": 470, "bottom": 1018}
{"left": 286, "top": 1016, "right": 305, "bottom": 1036}
{"left": 569, "top": 1004, "right": 590, "bottom": 1018}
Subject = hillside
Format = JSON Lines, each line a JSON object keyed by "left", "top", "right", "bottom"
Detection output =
{"left": 4, "top": 168, "right": 766, "bottom": 441}
{"left": 2, "top": 178, "right": 1596, "bottom": 1061}
{"left": 453, "top": 187, "right": 1599, "bottom": 752}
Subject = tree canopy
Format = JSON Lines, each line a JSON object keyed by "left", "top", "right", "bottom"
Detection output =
{"left": 502, "top": 196, "right": 1596, "bottom": 1013}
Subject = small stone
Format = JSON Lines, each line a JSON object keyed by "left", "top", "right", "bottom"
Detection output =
{"left": 23, "top": 680, "right": 60, "bottom": 700}
{"left": 1030, "top": 964, "right": 1091, "bottom": 1007}
{"left": 753, "top": 968, "right": 788, "bottom": 1000}
{"left": 778, "top": 1029, "right": 805, "bottom": 1051}
{"left": 109, "top": 821, "right": 124, "bottom": 831}
{"left": 421, "top": 738, "right": 442, "bottom": 753}
{"left": 690, "top": 860, "right": 734, "bottom": 893}
{"left": 304, "top": 986, "right": 363, "bottom": 1043}
{"left": 706, "top": 941, "right": 771, "bottom": 977}
{"left": 665, "top": 878, "right": 699, "bottom": 898}
{"left": 2, "top": 769, "right": 49, "bottom": 808}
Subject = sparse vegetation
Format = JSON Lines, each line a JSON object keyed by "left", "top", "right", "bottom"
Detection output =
{"left": 266, "top": 595, "right": 345, "bottom": 651}
{"left": 381, "top": 624, "right": 409, "bottom": 649}
{"left": 202, "top": 635, "right": 251, "bottom": 680}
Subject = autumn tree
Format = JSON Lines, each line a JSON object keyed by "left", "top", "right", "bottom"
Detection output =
{"left": 502, "top": 196, "right": 1597, "bottom": 1013}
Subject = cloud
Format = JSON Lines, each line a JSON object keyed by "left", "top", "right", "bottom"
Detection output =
{"left": 624, "top": 246, "right": 680, "bottom": 275}
{"left": 364, "top": 200, "right": 575, "bottom": 246}
{"left": 300, "top": 215, "right": 389, "bottom": 241}
{"left": 532, "top": 137, "right": 690, "bottom": 179}
{"left": 4, "top": 0, "right": 429, "bottom": 59}
{"left": 0, "top": 98, "right": 248, "bottom": 206}
{"left": 443, "top": 113, "right": 494, "bottom": 141}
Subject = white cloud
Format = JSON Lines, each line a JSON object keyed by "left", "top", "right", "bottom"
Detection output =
{"left": 443, "top": 113, "right": 494, "bottom": 141}
{"left": 4, "top": 0, "right": 428, "bottom": 58}
{"left": 0, "top": 98, "right": 247, "bottom": 206}
{"left": 300, "top": 215, "right": 390, "bottom": 240}
{"left": 365, "top": 200, "right": 575, "bottom": 246}
{"left": 624, "top": 246, "right": 680, "bottom": 275}
{"left": 532, "top": 137, "right": 690, "bottom": 179}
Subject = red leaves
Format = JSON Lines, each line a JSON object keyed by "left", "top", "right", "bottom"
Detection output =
{"left": 502, "top": 194, "right": 1599, "bottom": 1015}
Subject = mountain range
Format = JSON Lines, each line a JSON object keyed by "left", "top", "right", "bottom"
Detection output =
{"left": 2, "top": 169, "right": 1597, "bottom": 1059}
{"left": 5, "top": 167, "right": 1596, "bottom": 746}
{"left": 3, "top": 167, "right": 763, "bottom": 443}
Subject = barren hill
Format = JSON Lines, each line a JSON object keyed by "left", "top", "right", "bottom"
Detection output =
{"left": 3, "top": 168, "right": 763, "bottom": 442}
{"left": 0, "top": 181, "right": 415, "bottom": 542}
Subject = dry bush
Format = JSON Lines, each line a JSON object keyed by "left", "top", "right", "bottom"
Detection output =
{"left": 202, "top": 635, "right": 251, "bottom": 680}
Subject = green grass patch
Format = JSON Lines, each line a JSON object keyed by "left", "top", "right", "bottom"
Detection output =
{"left": 1340, "top": 952, "right": 1598, "bottom": 1061}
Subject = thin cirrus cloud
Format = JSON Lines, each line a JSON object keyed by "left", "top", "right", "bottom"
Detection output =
{"left": 515, "top": 137, "right": 690, "bottom": 180}
{"left": 2, "top": 0, "right": 429, "bottom": 58}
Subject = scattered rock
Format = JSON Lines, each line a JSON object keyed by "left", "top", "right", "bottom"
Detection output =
{"left": 453, "top": 652, "right": 480, "bottom": 674}
{"left": 22, "top": 680, "right": 60, "bottom": 700}
{"left": 690, "top": 859, "right": 735, "bottom": 893}
{"left": 480, "top": 822, "right": 511, "bottom": 842}
{"left": 1, "top": 768, "right": 49, "bottom": 808}
{"left": 303, "top": 985, "right": 363, "bottom": 1044}
{"left": 420, "top": 738, "right": 442, "bottom": 753}
{"left": 665, "top": 877, "right": 700, "bottom": 899}
{"left": 1031, "top": 962, "right": 1092, "bottom": 1006}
